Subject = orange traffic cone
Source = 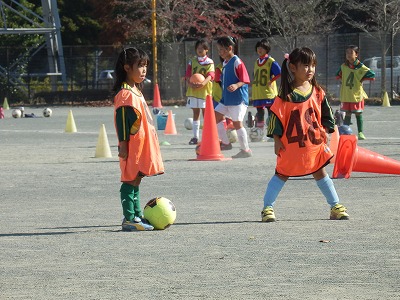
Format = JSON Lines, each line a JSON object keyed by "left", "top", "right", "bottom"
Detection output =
{"left": 332, "top": 135, "right": 400, "bottom": 179}
{"left": 329, "top": 125, "right": 340, "bottom": 164}
{"left": 164, "top": 110, "right": 177, "bottom": 135}
{"left": 193, "top": 95, "right": 231, "bottom": 161}
{"left": 152, "top": 83, "right": 163, "bottom": 108}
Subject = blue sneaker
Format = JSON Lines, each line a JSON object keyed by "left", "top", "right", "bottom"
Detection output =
{"left": 122, "top": 217, "right": 154, "bottom": 231}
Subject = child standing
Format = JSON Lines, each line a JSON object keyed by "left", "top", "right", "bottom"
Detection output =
{"left": 113, "top": 47, "right": 164, "bottom": 231}
{"left": 262, "top": 47, "right": 349, "bottom": 222}
{"left": 336, "top": 45, "right": 375, "bottom": 140}
{"left": 184, "top": 39, "right": 215, "bottom": 145}
{"left": 251, "top": 38, "right": 281, "bottom": 130}
{"left": 215, "top": 36, "right": 252, "bottom": 158}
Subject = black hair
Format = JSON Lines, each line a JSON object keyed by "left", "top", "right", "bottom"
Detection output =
{"left": 112, "top": 47, "right": 150, "bottom": 93}
{"left": 195, "top": 39, "right": 209, "bottom": 51}
{"left": 279, "top": 47, "right": 320, "bottom": 102}
{"left": 255, "top": 38, "right": 271, "bottom": 53}
{"left": 345, "top": 45, "right": 360, "bottom": 66}
{"left": 217, "top": 36, "right": 239, "bottom": 55}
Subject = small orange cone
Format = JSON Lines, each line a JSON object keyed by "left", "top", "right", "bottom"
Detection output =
{"left": 152, "top": 83, "right": 163, "bottom": 108}
{"left": 192, "top": 95, "right": 231, "bottom": 161}
{"left": 329, "top": 125, "right": 340, "bottom": 164}
{"left": 332, "top": 135, "right": 400, "bottom": 178}
{"left": 164, "top": 110, "right": 177, "bottom": 135}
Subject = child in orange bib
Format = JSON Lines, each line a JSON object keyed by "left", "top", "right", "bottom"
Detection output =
{"left": 113, "top": 47, "right": 164, "bottom": 231}
{"left": 262, "top": 48, "right": 349, "bottom": 222}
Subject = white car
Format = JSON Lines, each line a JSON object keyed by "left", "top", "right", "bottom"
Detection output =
{"left": 97, "top": 70, "right": 115, "bottom": 89}
{"left": 363, "top": 56, "right": 400, "bottom": 97}
{"left": 97, "top": 69, "right": 151, "bottom": 91}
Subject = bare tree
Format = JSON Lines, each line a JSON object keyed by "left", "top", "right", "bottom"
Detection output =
{"left": 109, "top": 0, "right": 248, "bottom": 44}
{"left": 240, "top": 0, "right": 341, "bottom": 51}
{"left": 340, "top": 0, "right": 400, "bottom": 96}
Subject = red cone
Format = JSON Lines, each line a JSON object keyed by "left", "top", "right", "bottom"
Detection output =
{"left": 332, "top": 135, "right": 400, "bottom": 178}
{"left": 192, "top": 95, "right": 231, "bottom": 161}
{"left": 164, "top": 110, "right": 177, "bottom": 135}
{"left": 152, "top": 83, "right": 163, "bottom": 108}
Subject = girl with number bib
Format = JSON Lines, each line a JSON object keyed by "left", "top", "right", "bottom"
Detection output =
{"left": 261, "top": 47, "right": 349, "bottom": 222}
{"left": 113, "top": 47, "right": 164, "bottom": 231}
{"left": 183, "top": 39, "right": 215, "bottom": 145}
{"left": 336, "top": 45, "right": 375, "bottom": 140}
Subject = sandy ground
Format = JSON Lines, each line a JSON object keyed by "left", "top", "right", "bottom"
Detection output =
{"left": 0, "top": 104, "right": 399, "bottom": 300}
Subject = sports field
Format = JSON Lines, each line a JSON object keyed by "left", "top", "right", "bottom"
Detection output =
{"left": 1, "top": 105, "right": 399, "bottom": 299}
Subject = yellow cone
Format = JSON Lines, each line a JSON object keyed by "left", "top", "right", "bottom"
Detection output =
{"left": 3, "top": 97, "right": 9, "bottom": 110}
{"left": 95, "top": 124, "right": 112, "bottom": 158}
{"left": 65, "top": 110, "right": 77, "bottom": 133}
{"left": 382, "top": 92, "right": 391, "bottom": 107}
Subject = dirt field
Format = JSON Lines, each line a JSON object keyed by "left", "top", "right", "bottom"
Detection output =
{"left": 1, "top": 105, "right": 399, "bottom": 299}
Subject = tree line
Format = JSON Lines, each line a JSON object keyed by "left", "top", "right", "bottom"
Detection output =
{"left": 1, "top": 0, "right": 399, "bottom": 95}
{"left": 0, "top": 0, "right": 399, "bottom": 47}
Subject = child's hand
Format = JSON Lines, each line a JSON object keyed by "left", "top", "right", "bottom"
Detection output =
{"left": 190, "top": 81, "right": 205, "bottom": 89}
{"left": 227, "top": 83, "right": 238, "bottom": 92}
{"left": 118, "top": 141, "right": 128, "bottom": 160}
{"left": 273, "top": 136, "right": 285, "bottom": 156}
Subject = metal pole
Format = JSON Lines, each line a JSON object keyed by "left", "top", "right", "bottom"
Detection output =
{"left": 151, "top": 0, "right": 158, "bottom": 85}
{"left": 391, "top": 30, "right": 394, "bottom": 101}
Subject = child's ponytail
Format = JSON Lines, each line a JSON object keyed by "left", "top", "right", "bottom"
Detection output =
{"left": 113, "top": 51, "right": 126, "bottom": 93}
{"left": 278, "top": 54, "right": 293, "bottom": 101}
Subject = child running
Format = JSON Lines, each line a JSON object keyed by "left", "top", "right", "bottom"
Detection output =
{"left": 251, "top": 38, "right": 281, "bottom": 131}
{"left": 336, "top": 45, "right": 375, "bottom": 140}
{"left": 113, "top": 47, "right": 164, "bottom": 231}
{"left": 183, "top": 39, "right": 215, "bottom": 145}
{"left": 262, "top": 47, "right": 349, "bottom": 222}
{"left": 215, "top": 36, "right": 252, "bottom": 158}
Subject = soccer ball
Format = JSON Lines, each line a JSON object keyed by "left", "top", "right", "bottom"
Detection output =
{"left": 189, "top": 73, "right": 205, "bottom": 85}
{"left": 12, "top": 109, "right": 22, "bottom": 118}
{"left": 43, "top": 108, "right": 52, "bottom": 117}
{"left": 338, "top": 125, "right": 353, "bottom": 135}
{"left": 195, "top": 143, "right": 201, "bottom": 156}
{"left": 184, "top": 117, "right": 193, "bottom": 130}
{"left": 143, "top": 197, "right": 176, "bottom": 230}
{"left": 152, "top": 108, "right": 161, "bottom": 115}
{"left": 249, "top": 127, "right": 264, "bottom": 142}
{"left": 227, "top": 128, "right": 238, "bottom": 143}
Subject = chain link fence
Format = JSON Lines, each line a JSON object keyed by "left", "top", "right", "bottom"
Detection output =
{"left": 0, "top": 32, "right": 399, "bottom": 105}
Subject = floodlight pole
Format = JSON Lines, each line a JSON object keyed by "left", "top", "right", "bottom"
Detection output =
{"left": 151, "top": 0, "right": 158, "bottom": 85}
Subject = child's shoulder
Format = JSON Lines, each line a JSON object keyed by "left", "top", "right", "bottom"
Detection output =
{"left": 203, "top": 57, "right": 214, "bottom": 65}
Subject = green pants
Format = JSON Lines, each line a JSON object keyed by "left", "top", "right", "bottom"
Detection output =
{"left": 120, "top": 183, "right": 142, "bottom": 221}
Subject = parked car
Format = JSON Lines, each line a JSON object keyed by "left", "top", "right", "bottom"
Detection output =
{"left": 97, "top": 69, "right": 115, "bottom": 90}
{"left": 97, "top": 69, "right": 152, "bottom": 98}
{"left": 363, "top": 56, "right": 400, "bottom": 96}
